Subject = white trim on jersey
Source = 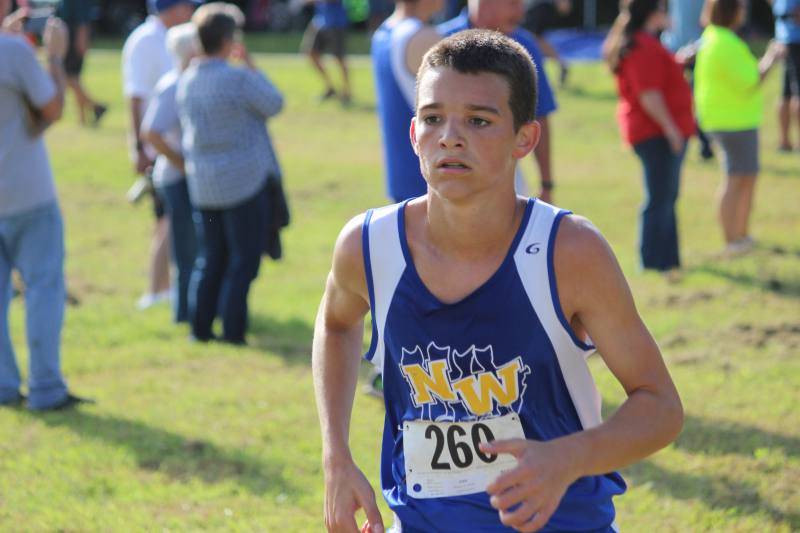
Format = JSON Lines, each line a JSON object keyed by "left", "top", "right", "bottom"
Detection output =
{"left": 513, "top": 201, "right": 604, "bottom": 431}
{"left": 389, "top": 18, "right": 424, "bottom": 109}
{"left": 364, "top": 204, "right": 406, "bottom": 373}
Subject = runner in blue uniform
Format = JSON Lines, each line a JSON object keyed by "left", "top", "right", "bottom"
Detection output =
{"left": 371, "top": 0, "right": 442, "bottom": 202}
{"left": 438, "top": 0, "right": 557, "bottom": 202}
{"left": 313, "top": 30, "right": 683, "bottom": 533}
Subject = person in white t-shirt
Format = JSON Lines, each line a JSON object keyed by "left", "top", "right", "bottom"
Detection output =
{"left": 122, "top": 0, "right": 197, "bottom": 311}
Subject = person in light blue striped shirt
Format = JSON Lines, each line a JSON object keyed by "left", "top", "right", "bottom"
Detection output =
{"left": 177, "top": 3, "right": 284, "bottom": 344}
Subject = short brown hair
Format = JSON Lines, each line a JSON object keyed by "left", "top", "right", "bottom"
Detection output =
{"left": 192, "top": 2, "right": 245, "bottom": 55}
{"left": 705, "top": 0, "right": 742, "bottom": 28}
{"left": 416, "top": 29, "right": 538, "bottom": 131}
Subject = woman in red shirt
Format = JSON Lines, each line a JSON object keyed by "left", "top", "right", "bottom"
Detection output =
{"left": 604, "top": 0, "right": 695, "bottom": 276}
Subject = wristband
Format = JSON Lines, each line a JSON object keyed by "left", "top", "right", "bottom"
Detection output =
{"left": 541, "top": 181, "right": 554, "bottom": 191}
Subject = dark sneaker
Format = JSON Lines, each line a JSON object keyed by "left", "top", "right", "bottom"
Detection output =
{"left": 41, "top": 394, "right": 95, "bottom": 411}
{"left": 92, "top": 104, "right": 108, "bottom": 126}
{"left": 319, "top": 88, "right": 337, "bottom": 102}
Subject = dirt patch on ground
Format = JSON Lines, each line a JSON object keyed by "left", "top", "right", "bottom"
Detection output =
{"left": 664, "top": 321, "right": 800, "bottom": 366}
{"left": 649, "top": 290, "right": 716, "bottom": 309}
{"left": 729, "top": 322, "right": 800, "bottom": 350}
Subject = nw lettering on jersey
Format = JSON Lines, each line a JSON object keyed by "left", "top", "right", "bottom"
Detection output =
{"left": 400, "top": 343, "right": 531, "bottom": 419}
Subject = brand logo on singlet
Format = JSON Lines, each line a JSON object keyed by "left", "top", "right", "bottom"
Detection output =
{"left": 525, "top": 242, "right": 542, "bottom": 255}
{"left": 399, "top": 343, "right": 531, "bottom": 421}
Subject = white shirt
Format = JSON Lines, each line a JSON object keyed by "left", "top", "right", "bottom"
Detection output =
{"left": 122, "top": 16, "right": 174, "bottom": 159}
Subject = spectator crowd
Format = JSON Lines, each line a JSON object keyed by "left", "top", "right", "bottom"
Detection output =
{"left": 0, "top": 0, "right": 793, "bottom": 449}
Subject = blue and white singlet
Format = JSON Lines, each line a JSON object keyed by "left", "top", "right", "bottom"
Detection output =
{"left": 362, "top": 198, "right": 626, "bottom": 533}
{"left": 371, "top": 17, "right": 428, "bottom": 202}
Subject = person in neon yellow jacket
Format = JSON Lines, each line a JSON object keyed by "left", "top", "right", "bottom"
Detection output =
{"left": 695, "top": 0, "right": 785, "bottom": 256}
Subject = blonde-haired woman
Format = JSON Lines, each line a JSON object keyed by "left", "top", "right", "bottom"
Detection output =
{"left": 141, "top": 22, "right": 201, "bottom": 323}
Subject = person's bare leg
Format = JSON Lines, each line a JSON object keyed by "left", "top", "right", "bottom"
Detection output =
{"left": 793, "top": 96, "right": 800, "bottom": 150}
{"left": 308, "top": 50, "right": 335, "bottom": 94}
{"left": 778, "top": 98, "right": 792, "bottom": 150}
{"left": 150, "top": 217, "right": 171, "bottom": 295}
{"left": 734, "top": 175, "right": 757, "bottom": 241}
{"left": 533, "top": 116, "right": 553, "bottom": 203}
{"left": 67, "top": 77, "right": 90, "bottom": 124}
{"left": 335, "top": 56, "right": 351, "bottom": 102}
{"left": 717, "top": 176, "right": 740, "bottom": 244}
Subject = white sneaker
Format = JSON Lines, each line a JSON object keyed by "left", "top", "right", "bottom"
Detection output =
{"left": 136, "top": 290, "right": 172, "bottom": 310}
{"left": 724, "top": 237, "right": 755, "bottom": 258}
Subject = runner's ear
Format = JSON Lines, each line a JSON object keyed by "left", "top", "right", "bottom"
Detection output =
{"left": 512, "top": 121, "right": 540, "bottom": 160}
{"left": 410, "top": 117, "right": 420, "bottom": 155}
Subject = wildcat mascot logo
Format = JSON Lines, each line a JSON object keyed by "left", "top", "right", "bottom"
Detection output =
{"left": 400, "top": 342, "right": 531, "bottom": 421}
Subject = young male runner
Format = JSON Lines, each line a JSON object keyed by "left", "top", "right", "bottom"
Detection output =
{"left": 313, "top": 30, "right": 683, "bottom": 533}
{"left": 439, "top": 0, "right": 558, "bottom": 202}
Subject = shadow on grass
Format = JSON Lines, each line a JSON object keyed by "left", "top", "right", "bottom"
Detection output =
{"left": 249, "top": 313, "right": 314, "bottom": 364}
{"left": 759, "top": 163, "right": 800, "bottom": 179}
{"left": 29, "top": 410, "right": 298, "bottom": 497}
{"left": 624, "top": 460, "right": 799, "bottom": 529}
{"left": 689, "top": 263, "right": 800, "bottom": 297}
{"left": 604, "top": 403, "right": 800, "bottom": 459}
{"left": 601, "top": 403, "right": 799, "bottom": 525}
{"left": 675, "top": 415, "right": 800, "bottom": 459}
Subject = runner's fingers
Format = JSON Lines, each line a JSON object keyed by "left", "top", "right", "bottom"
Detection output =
{"left": 356, "top": 485, "right": 384, "bottom": 533}
{"left": 489, "top": 481, "right": 533, "bottom": 511}
{"left": 486, "top": 464, "right": 532, "bottom": 495}
{"left": 516, "top": 506, "right": 555, "bottom": 533}
{"left": 326, "top": 511, "right": 359, "bottom": 533}
{"left": 480, "top": 438, "right": 527, "bottom": 457}
{"left": 498, "top": 499, "right": 539, "bottom": 529}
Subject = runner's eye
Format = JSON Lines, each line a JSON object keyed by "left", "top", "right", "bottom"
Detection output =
{"left": 470, "top": 117, "right": 490, "bottom": 127}
{"left": 422, "top": 115, "right": 441, "bottom": 125}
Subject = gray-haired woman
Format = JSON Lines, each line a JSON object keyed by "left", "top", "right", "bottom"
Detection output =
{"left": 177, "top": 3, "right": 284, "bottom": 344}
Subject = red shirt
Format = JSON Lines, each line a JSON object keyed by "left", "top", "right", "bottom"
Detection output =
{"left": 614, "top": 32, "right": 695, "bottom": 145}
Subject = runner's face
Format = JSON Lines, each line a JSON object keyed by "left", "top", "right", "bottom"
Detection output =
{"left": 412, "top": 67, "right": 537, "bottom": 200}
{"left": 472, "top": 0, "right": 524, "bottom": 34}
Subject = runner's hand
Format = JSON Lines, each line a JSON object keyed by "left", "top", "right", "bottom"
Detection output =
{"left": 324, "top": 461, "right": 384, "bottom": 533}
{"left": 482, "top": 439, "right": 576, "bottom": 533}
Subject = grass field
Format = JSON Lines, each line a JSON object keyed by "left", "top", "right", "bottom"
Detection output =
{"left": 0, "top": 46, "right": 798, "bottom": 532}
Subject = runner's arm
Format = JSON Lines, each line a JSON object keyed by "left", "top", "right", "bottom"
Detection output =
{"left": 483, "top": 215, "right": 682, "bottom": 532}
{"left": 549, "top": 215, "right": 683, "bottom": 474}
{"left": 313, "top": 215, "right": 384, "bottom": 533}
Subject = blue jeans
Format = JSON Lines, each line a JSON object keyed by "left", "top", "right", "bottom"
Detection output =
{"left": 0, "top": 202, "right": 68, "bottom": 409}
{"left": 157, "top": 179, "right": 197, "bottom": 323}
{"left": 189, "top": 186, "right": 268, "bottom": 343}
{"left": 633, "top": 136, "right": 686, "bottom": 271}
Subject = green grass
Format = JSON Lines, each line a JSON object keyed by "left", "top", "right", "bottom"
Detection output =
{"left": 0, "top": 48, "right": 798, "bottom": 532}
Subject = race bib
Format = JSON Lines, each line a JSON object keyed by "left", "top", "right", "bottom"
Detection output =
{"left": 403, "top": 414, "right": 524, "bottom": 499}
